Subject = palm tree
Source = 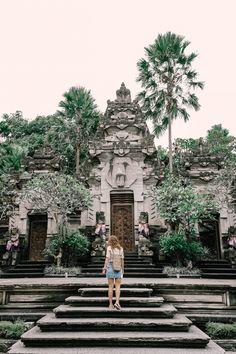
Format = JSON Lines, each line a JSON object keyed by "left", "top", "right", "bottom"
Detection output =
{"left": 57, "top": 86, "right": 100, "bottom": 174}
{"left": 137, "top": 32, "right": 204, "bottom": 173}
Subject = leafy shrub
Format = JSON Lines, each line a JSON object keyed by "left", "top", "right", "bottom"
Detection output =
{"left": 43, "top": 226, "right": 90, "bottom": 267}
{"left": 160, "top": 231, "right": 204, "bottom": 266}
{"left": 163, "top": 266, "right": 201, "bottom": 276}
{"left": 206, "top": 322, "right": 236, "bottom": 339}
{"left": 0, "top": 320, "right": 30, "bottom": 339}
{"left": 65, "top": 232, "right": 89, "bottom": 257}
{"left": 44, "top": 265, "right": 81, "bottom": 276}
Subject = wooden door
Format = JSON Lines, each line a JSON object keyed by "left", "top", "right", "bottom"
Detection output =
{"left": 29, "top": 216, "right": 48, "bottom": 261}
{"left": 111, "top": 193, "right": 134, "bottom": 251}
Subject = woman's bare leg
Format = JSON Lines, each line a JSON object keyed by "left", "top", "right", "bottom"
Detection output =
{"left": 115, "top": 278, "right": 121, "bottom": 304}
{"left": 108, "top": 278, "right": 114, "bottom": 307}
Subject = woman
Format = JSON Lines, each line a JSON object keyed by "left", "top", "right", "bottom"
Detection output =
{"left": 102, "top": 235, "right": 124, "bottom": 310}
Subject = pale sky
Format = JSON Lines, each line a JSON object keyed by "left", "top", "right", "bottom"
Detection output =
{"left": 0, "top": 0, "right": 235, "bottom": 146}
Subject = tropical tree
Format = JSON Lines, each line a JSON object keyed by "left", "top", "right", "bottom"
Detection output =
{"left": 0, "top": 112, "right": 59, "bottom": 173}
{"left": 22, "top": 173, "right": 92, "bottom": 224}
{"left": 57, "top": 86, "right": 100, "bottom": 173}
{"left": 152, "top": 174, "right": 218, "bottom": 265}
{"left": 152, "top": 175, "right": 217, "bottom": 240}
{"left": 206, "top": 124, "right": 236, "bottom": 159}
{"left": 0, "top": 144, "right": 21, "bottom": 175}
{"left": 21, "top": 173, "right": 92, "bottom": 265}
{"left": 209, "top": 126, "right": 236, "bottom": 210}
{"left": 137, "top": 32, "right": 204, "bottom": 173}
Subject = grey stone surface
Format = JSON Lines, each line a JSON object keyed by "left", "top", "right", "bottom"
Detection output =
{"left": 78, "top": 287, "right": 153, "bottom": 297}
{"left": 65, "top": 295, "right": 164, "bottom": 306}
{"left": 5, "top": 280, "right": 226, "bottom": 354}
{"left": 8, "top": 340, "right": 225, "bottom": 354}
{"left": 54, "top": 303, "right": 177, "bottom": 318}
{"left": 21, "top": 325, "right": 209, "bottom": 348}
{"left": 0, "top": 276, "right": 236, "bottom": 288}
{"left": 37, "top": 312, "right": 192, "bottom": 332}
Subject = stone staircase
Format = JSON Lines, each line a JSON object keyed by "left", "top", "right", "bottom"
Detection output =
{"left": 197, "top": 260, "right": 236, "bottom": 279}
{"left": 80, "top": 251, "right": 168, "bottom": 278}
{"left": 0, "top": 261, "right": 49, "bottom": 278}
{"left": 8, "top": 285, "right": 225, "bottom": 354}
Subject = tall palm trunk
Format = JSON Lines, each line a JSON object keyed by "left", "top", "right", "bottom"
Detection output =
{"left": 75, "top": 109, "right": 81, "bottom": 175}
{"left": 76, "top": 127, "right": 80, "bottom": 175}
{"left": 167, "top": 92, "right": 173, "bottom": 174}
{"left": 168, "top": 116, "right": 173, "bottom": 174}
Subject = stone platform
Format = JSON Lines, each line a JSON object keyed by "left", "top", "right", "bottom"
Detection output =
{"left": 6, "top": 281, "right": 227, "bottom": 354}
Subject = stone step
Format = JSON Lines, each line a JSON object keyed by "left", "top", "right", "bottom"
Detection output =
{"left": 201, "top": 268, "right": 235, "bottom": 273}
{"left": 201, "top": 273, "right": 236, "bottom": 278}
{"left": 91, "top": 259, "right": 153, "bottom": 263}
{"left": 8, "top": 340, "right": 225, "bottom": 354}
{"left": 54, "top": 303, "right": 177, "bottom": 318}
{"left": 79, "top": 272, "right": 167, "bottom": 278}
{"left": 0, "top": 273, "right": 44, "bottom": 278}
{"left": 0, "top": 303, "right": 59, "bottom": 310}
{"left": 175, "top": 303, "right": 228, "bottom": 312}
{"left": 20, "top": 325, "right": 210, "bottom": 348}
{"left": 7, "top": 268, "right": 45, "bottom": 273}
{"left": 86, "top": 262, "right": 155, "bottom": 268}
{"left": 15, "top": 264, "right": 46, "bottom": 267}
{"left": 78, "top": 287, "right": 153, "bottom": 297}
{"left": 17, "top": 261, "right": 49, "bottom": 266}
{"left": 187, "top": 312, "right": 236, "bottom": 323}
{"left": 198, "top": 260, "right": 230, "bottom": 264}
{"left": 65, "top": 295, "right": 164, "bottom": 307}
{"left": 215, "top": 339, "right": 236, "bottom": 351}
{"left": 82, "top": 267, "right": 163, "bottom": 272}
{"left": 91, "top": 256, "right": 152, "bottom": 261}
{"left": 37, "top": 312, "right": 192, "bottom": 332}
{"left": 0, "top": 311, "right": 47, "bottom": 322}
{"left": 199, "top": 264, "right": 232, "bottom": 269}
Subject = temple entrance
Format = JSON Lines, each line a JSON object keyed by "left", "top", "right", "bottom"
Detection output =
{"left": 199, "top": 216, "right": 221, "bottom": 259}
{"left": 111, "top": 192, "right": 134, "bottom": 251}
{"left": 28, "top": 215, "right": 48, "bottom": 261}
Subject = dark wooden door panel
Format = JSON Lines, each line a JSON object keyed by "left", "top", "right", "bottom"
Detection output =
{"left": 29, "top": 219, "right": 47, "bottom": 261}
{"left": 111, "top": 204, "right": 134, "bottom": 251}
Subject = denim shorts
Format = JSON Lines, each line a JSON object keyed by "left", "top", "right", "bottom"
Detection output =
{"left": 106, "top": 263, "right": 122, "bottom": 279}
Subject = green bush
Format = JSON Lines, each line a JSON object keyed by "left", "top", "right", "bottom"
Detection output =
{"left": 206, "top": 322, "right": 236, "bottom": 339}
{"left": 43, "top": 226, "right": 90, "bottom": 267}
{"left": 0, "top": 320, "right": 30, "bottom": 339}
{"left": 65, "top": 232, "right": 89, "bottom": 257}
{"left": 160, "top": 231, "right": 204, "bottom": 266}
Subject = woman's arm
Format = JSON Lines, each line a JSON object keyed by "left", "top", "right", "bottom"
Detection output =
{"left": 102, "top": 257, "right": 109, "bottom": 274}
{"left": 102, "top": 246, "right": 110, "bottom": 274}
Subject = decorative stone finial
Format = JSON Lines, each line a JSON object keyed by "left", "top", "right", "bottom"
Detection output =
{"left": 116, "top": 83, "right": 131, "bottom": 103}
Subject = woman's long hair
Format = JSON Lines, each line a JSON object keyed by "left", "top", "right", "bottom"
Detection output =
{"left": 107, "top": 235, "right": 122, "bottom": 250}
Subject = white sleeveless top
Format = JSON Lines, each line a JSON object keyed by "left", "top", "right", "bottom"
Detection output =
{"left": 106, "top": 246, "right": 124, "bottom": 261}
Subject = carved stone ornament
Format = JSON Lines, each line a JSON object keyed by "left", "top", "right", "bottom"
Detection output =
{"left": 199, "top": 171, "right": 215, "bottom": 182}
{"left": 113, "top": 141, "right": 130, "bottom": 156}
{"left": 115, "top": 83, "right": 131, "bottom": 103}
{"left": 21, "top": 145, "right": 65, "bottom": 172}
{"left": 199, "top": 161, "right": 210, "bottom": 167}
